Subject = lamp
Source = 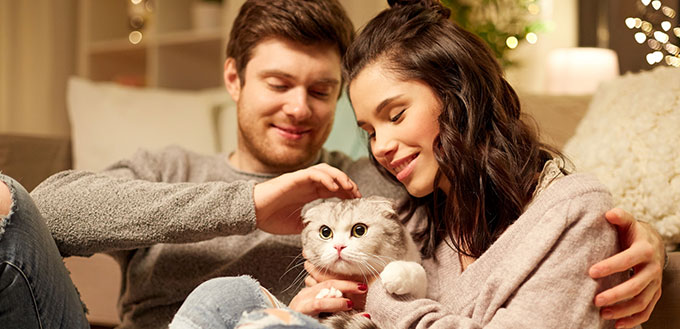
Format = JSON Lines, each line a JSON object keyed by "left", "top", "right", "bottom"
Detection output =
{"left": 545, "top": 47, "right": 620, "bottom": 95}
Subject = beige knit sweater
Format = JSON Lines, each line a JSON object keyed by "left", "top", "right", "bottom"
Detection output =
{"left": 366, "top": 172, "right": 633, "bottom": 328}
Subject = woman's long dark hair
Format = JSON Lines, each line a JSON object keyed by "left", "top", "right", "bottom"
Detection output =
{"left": 343, "top": 0, "right": 566, "bottom": 258}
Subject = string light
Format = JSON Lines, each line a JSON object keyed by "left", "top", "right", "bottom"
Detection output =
{"left": 506, "top": 36, "right": 519, "bottom": 49}
{"left": 627, "top": 0, "right": 680, "bottom": 66}
{"left": 128, "top": 31, "right": 143, "bottom": 44}
{"left": 526, "top": 32, "right": 538, "bottom": 44}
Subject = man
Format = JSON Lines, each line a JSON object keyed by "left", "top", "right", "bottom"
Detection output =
{"left": 0, "top": 0, "right": 665, "bottom": 328}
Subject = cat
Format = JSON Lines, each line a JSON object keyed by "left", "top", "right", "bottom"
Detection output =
{"left": 301, "top": 196, "right": 427, "bottom": 328}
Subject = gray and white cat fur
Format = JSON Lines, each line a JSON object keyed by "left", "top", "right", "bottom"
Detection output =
{"left": 301, "top": 196, "right": 427, "bottom": 328}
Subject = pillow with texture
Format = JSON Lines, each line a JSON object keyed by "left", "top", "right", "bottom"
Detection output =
{"left": 563, "top": 67, "right": 680, "bottom": 246}
{"left": 67, "top": 77, "right": 220, "bottom": 171}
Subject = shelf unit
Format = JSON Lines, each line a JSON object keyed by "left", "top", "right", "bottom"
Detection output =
{"left": 78, "top": 0, "right": 234, "bottom": 90}
{"left": 77, "top": 0, "right": 386, "bottom": 90}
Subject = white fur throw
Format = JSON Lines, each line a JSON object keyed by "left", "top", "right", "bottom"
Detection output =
{"left": 564, "top": 66, "right": 680, "bottom": 246}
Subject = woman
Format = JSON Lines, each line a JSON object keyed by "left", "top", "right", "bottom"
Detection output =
{"left": 338, "top": 0, "right": 627, "bottom": 327}
{"left": 170, "top": 1, "right": 663, "bottom": 328}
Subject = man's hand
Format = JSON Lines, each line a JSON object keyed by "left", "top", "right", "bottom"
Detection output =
{"left": 589, "top": 208, "right": 664, "bottom": 328}
{"left": 253, "top": 164, "right": 361, "bottom": 235}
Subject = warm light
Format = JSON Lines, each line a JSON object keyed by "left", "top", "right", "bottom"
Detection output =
{"left": 675, "top": 27, "right": 680, "bottom": 37}
{"left": 642, "top": 0, "right": 651, "bottom": 5}
{"left": 635, "top": 18, "right": 643, "bottom": 28}
{"left": 666, "top": 55, "right": 680, "bottom": 67}
{"left": 641, "top": 21, "right": 653, "bottom": 32}
{"left": 662, "top": 6, "right": 676, "bottom": 18}
{"left": 646, "top": 51, "right": 664, "bottom": 65}
{"left": 654, "top": 31, "right": 670, "bottom": 43}
{"left": 652, "top": 0, "right": 662, "bottom": 10}
{"left": 665, "top": 43, "right": 680, "bottom": 55}
{"left": 625, "top": 17, "right": 636, "bottom": 29}
{"left": 526, "top": 32, "right": 538, "bottom": 44}
{"left": 528, "top": 3, "right": 540, "bottom": 15}
{"left": 130, "top": 0, "right": 142, "bottom": 4}
{"left": 635, "top": 32, "right": 647, "bottom": 44}
{"left": 546, "top": 48, "right": 620, "bottom": 95}
{"left": 506, "top": 36, "right": 519, "bottom": 49}
{"left": 648, "top": 39, "right": 662, "bottom": 50}
{"left": 661, "top": 21, "right": 672, "bottom": 31}
{"left": 128, "top": 31, "right": 143, "bottom": 44}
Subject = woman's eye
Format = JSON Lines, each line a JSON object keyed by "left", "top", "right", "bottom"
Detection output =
{"left": 351, "top": 223, "right": 368, "bottom": 237}
{"left": 270, "top": 84, "right": 288, "bottom": 91}
{"left": 319, "top": 225, "right": 333, "bottom": 240}
{"left": 390, "top": 109, "right": 406, "bottom": 122}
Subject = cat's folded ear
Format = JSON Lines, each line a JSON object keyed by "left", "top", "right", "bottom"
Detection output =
{"left": 363, "top": 196, "right": 398, "bottom": 217}
{"left": 301, "top": 198, "right": 341, "bottom": 225}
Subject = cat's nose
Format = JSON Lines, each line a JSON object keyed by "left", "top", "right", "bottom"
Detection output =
{"left": 334, "top": 245, "right": 346, "bottom": 253}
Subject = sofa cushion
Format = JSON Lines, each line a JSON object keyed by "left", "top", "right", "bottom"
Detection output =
{"left": 563, "top": 67, "right": 680, "bottom": 245}
{"left": 67, "top": 77, "right": 223, "bottom": 171}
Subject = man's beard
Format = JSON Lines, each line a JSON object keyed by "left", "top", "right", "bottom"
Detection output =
{"left": 236, "top": 116, "right": 331, "bottom": 173}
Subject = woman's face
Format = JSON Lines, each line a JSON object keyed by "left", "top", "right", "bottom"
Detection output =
{"left": 350, "top": 62, "right": 447, "bottom": 197}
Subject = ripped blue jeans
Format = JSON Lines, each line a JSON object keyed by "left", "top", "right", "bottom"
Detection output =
{"left": 0, "top": 174, "right": 89, "bottom": 329}
{"left": 170, "top": 276, "right": 328, "bottom": 329}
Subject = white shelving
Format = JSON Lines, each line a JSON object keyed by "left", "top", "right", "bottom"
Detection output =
{"left": 78, "top": 0, "right": 230, "bottom": 89}
{"left": 78, "top": 0, "right": 386, "bottom": 90}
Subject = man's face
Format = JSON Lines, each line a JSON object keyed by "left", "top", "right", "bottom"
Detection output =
{"left": 225, "top": 38, "right": 342, "bottom": 173}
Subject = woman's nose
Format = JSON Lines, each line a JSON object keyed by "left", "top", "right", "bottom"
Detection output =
{"left": 371, "top": 131, "right": 397, "bottom": 159}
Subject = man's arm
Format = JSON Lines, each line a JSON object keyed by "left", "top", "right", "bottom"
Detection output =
{"left": 590, "top": 208, "right": 665, "bottom": 328}
{"left": 31, "top": 147, "right": 259, "bottom": 257}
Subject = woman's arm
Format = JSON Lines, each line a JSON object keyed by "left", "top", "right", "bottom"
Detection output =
{"left": 589, "top": 208, "right": 665, "bottom": 328}
{"left": 364, "top": 189, "right": 622, "bottom": 329}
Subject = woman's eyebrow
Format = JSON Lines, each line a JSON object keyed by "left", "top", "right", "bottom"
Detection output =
{"left": 356, "top": 94, "right": 403, "bottom": 127}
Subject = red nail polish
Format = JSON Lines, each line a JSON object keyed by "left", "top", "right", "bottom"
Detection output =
{"left": 358, "top": 283, "right": 367, "bottom": 291}
{"left": 361, "top": 313, "right": 371, "bottom": 319}
{"left": 347, "top": 300, "right": 354, "bottom": 308}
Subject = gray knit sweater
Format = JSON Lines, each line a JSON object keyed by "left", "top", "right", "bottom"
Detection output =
{"left": 31, "top": 146, "right": 405, "bottom": 329}
{"left": 366, "top": 172, "right": 633, "bottom": 329}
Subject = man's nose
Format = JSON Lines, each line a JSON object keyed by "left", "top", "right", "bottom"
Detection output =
{"left": 282, "top": 88, "right": 312, "bottom": 121}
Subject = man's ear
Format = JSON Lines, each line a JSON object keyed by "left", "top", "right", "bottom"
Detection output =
{"left": 224, "top": 58, "right": 241, "bottom": 103}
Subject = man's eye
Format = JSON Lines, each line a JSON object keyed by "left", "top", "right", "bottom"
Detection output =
{"left": 310, "top": 90, "right": 330, "bottom": 99}
{"left": 390, "top": 109, "right": 406, "bottom": 122}
{"left": 269, "top": 84, "right": 287, "bottom": 91}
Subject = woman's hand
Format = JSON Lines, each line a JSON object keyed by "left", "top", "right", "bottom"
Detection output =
{"left": 304, "top": 261, "right": 373, "bottom": 311}
{"left": 289, "top": 278, "right": 367, "bottom": 316}
{"left": 589, "top": 208, "right": 665, "bottom": 328}
{"left": 253, "top": 164, "right": 361, "bottom": 235}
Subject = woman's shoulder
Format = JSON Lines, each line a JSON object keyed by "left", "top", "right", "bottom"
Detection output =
{"left": 515, "top": 172, "right": 614, "bottom": 237}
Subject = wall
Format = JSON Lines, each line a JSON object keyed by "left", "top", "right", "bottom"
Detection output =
{"left": 0, "top": 0, "right": 76, "bottom": 137}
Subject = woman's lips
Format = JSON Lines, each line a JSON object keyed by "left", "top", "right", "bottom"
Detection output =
{"left": 392, "top": 154, "right": 418, "bottom": 181}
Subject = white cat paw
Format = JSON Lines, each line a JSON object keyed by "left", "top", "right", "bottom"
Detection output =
{"left": 380, "top": 260, "right": 427, "bottom": 299}
{"left": 315, "top": 286, "right": 343, "bottom": 299}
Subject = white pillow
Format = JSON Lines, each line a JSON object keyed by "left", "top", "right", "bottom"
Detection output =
{"left": 67, "top": 77, "right": 221, "bottom": 171}
{"left": 563, "top": 67, "right": 680, "bottom": 245}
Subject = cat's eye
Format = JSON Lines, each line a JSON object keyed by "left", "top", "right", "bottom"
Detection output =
{"left": 319, "top": 225, "right": 333, "bottom": 240}
{"left": 351, "top": 223, "right": 368, "bottom": 238}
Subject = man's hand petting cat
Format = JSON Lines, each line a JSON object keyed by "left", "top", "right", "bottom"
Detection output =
{"left": 289, "top": 279, "right": 368, "bottom": 316}
{"left": 253, "top": 164, "right": 361, "bottom": 235}
{"left": 589, "top": 208, "right": 665, "bottom": 328}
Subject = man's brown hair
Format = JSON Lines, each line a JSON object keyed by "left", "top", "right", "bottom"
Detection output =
{"left": 226, "top": 0, "right": 355, "bottom": 84}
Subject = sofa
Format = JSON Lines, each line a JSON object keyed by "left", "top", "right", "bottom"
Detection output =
{"left": 0, "top": 77, "right": 678, "bottom": 328}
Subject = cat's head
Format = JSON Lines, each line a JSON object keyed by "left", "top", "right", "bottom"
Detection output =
{"left": 301, "top": 196, "right": 410, "bottom": 277}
